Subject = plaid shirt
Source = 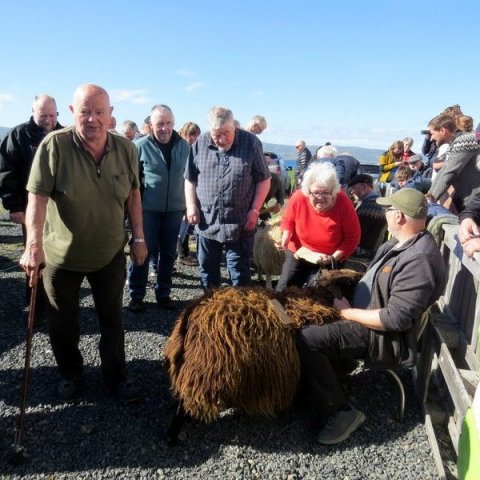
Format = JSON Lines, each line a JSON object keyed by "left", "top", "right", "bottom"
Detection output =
{"left": 185, "top": 128, "right": 270, "bottom": 242}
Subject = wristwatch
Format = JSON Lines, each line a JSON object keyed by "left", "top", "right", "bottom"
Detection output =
{"left": 129, "top": 238, "right": 145, "bottom": 245}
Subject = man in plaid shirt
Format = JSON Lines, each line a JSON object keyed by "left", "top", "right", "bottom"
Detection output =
{"left": 185, "top": 106, "right": 271, "bottom": 289}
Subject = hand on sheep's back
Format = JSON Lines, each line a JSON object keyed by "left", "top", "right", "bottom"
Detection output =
{"left": 163, "top": 269, "right": 362, "bottom": 423}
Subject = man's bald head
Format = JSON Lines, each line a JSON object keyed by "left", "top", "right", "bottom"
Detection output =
{"left": 32, "top": 94, "right": 58, "bottom": 133}
{"left": 69, "top": 84, "right": 113, "bottom": 144}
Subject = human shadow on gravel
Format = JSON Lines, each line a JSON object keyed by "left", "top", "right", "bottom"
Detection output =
{"left": 0, "top": 361, "right": 427, "bottom": 475}
{"left": 0, "top": 231, "right": 23, "bottom": 245}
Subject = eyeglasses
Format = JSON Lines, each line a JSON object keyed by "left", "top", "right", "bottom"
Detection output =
{"left": 383, "top": 207, "right": 398, "bottom": 213}
{"left": 309, "top": 189, "right": 333, "bottom": 198}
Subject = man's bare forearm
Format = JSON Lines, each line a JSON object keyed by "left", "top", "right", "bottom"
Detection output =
{"left": 24, "top": 192, "right": 48, "bottom": 248}
{"left": 126, "top": 188, "right": 144, "bottom": 239}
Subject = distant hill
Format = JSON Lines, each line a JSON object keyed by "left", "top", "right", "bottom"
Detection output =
{"left": 0, "top": 128, "right": 384, "bottom": 165}
{"left": 0, "top": 126, "right": 9, "bottom": 140}
{"left": 263, "top": 142, "right": 384, "bottom": 165}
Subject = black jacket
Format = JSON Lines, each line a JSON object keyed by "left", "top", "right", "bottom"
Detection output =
{"left": 0, "top": 117, "right": 63, "bottom": 212}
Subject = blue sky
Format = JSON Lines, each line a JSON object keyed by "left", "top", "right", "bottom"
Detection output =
{"left": 0, "top": 0, "right": 479, "bottom": 150}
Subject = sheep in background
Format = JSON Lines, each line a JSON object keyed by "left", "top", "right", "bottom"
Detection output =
{"left": 163, "top": 269, "right": 362, "bottom": 424}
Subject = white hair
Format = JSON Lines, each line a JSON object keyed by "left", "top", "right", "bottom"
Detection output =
{"left": 207, "top": 106, "right": 234, "bottom": 130}
{"left": 301, "top": 162, "right": 340, "bottom": 196}
{"left": 316, "top": 145, "right": 337, "bottom": 158}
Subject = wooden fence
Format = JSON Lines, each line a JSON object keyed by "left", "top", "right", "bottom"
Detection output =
{"left": 416, "top": 224, "right": 480, "bottom": 479}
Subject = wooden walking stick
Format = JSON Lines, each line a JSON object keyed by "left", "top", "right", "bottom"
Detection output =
{"left": 9, "top": 272, "right": 41, "bottom": 465}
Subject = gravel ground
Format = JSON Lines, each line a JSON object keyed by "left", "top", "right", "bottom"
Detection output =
{"left": 0, "top": 213, "right": 441, "bottom": 479}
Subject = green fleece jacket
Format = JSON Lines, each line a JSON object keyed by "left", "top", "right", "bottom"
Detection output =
{"left": 136, "top": 131, "right": 189, "bottom": 212}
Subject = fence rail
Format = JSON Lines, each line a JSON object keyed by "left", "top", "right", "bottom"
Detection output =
{"left": 417, "top": 224, "right": 480, "bottom": 479}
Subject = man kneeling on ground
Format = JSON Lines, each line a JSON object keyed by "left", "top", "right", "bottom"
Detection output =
{"left": 296, "top": 188, "right": 446, "bottom": 444}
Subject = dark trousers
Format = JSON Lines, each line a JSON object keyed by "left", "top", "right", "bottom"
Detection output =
{"left": 276, "top": 250, "right": 320, "bottom": 291}
{"left": 42, "top": 250, "right": 127, "bottom": 386}
{"left": 295, "top": 321, "right": 370, "bottom": 414}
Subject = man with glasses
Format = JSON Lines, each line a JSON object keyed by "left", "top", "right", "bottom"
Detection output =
{"left": 296, "top": 188, "right": 445, "bottom": 445}
{"left": 185, "top": 106, "right": 271, "bottom": 289}
{"left": 245, "top": 115, "right": 267, "bottom": 135}
{"left": 294, "top": 140, "right": 312, "bottom": 187}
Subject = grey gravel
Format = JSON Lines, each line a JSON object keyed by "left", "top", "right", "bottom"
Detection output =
{"left": 0, "top": 214, "right": 441, "bottom": 479}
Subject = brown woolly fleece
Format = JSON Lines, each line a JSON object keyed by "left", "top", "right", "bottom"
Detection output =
{"left": 163, "top": 269, "right": 362, "bottom": 422}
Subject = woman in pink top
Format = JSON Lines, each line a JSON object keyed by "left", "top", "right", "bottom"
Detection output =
{"left": 276, "top": 162, "right": 360, "bottom": 291}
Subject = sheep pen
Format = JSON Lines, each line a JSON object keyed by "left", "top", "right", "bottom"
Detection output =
{"left": 163, "top": 269, "right": 362, "bottom": 424}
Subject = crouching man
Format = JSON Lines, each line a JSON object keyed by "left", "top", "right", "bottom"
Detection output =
{"left": 296, "top": 189, "right": 446, "bottom": 444}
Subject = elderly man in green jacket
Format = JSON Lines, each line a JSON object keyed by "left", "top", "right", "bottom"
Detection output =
{"left": 127, "top": 104, "right": 190, "bottom": 312}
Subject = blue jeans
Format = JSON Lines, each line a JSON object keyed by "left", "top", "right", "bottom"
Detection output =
{"left": 128, "top": 210, "right": 183, "bottom": 300}
{"left": 197, "top": 234, "right": 254, "bottom": 289}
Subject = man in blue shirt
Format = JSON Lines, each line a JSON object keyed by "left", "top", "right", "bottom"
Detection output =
{"left": 184, "top": 106, "right": 271, "bottom": 289}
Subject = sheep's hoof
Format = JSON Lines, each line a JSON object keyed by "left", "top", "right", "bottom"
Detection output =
{"left": 165, "top": 404, "right": 187, "bottom": 446}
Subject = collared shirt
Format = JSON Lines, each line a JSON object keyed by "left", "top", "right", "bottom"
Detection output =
{"left": 185, "top": 128, "right": 270, "bottom": 242}
{"left": 27, "top": 126, "right": 139, "bottom": 271}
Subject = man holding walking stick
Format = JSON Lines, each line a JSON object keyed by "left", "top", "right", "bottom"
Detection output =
{"left": 20, "top": 84, "right": 147, "bottom": 401}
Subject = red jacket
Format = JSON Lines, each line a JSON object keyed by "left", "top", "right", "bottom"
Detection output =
{"left": 281, "top": 190, "right": 360, "bottom": 258}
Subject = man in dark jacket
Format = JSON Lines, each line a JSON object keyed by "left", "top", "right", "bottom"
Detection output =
{"left": 335, "top": 153, "right": 360, "bottom": 189}
{"left": 294, "top": 140, "right": 312, "bottom": 186}
{"left": 349, "top": 174, "right": 386, "bottom": 258}
{"left": 296, "top": 188, "right": 445, "bottom": 445}
{"left": 0, "top": 94, "right": 63, "bottom": 310}
{"left": 0, "top": 94, "right": 62, "bottom": 225}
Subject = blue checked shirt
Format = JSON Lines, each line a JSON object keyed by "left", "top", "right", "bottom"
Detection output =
{"left": 185, "top": 128, "right": 270, "bottom": 242}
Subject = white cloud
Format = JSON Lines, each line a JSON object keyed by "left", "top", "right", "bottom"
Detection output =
{"left": 177, "top": 69, "right": 196, "bottom": 78}
{"left": 0, "top": 93, "right": 15, "bottom": 110}
{"left": 110, "top": 89, "right": 150, "bottom": 105}
{"left": 185, "top": 82, "right": 205, "bottom": 92}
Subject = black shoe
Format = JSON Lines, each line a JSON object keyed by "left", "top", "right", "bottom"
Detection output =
{"left": 105, "top": 381, "right": 144, "bottom": 404}
{"left": 157, "top": 296, "right": 176, "bottom": 310}
{"left": 128, "top": 298, "right": 145, "bottom": 313}
{"left": 57, "top": 377, "right": 80, "bottom": 401}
